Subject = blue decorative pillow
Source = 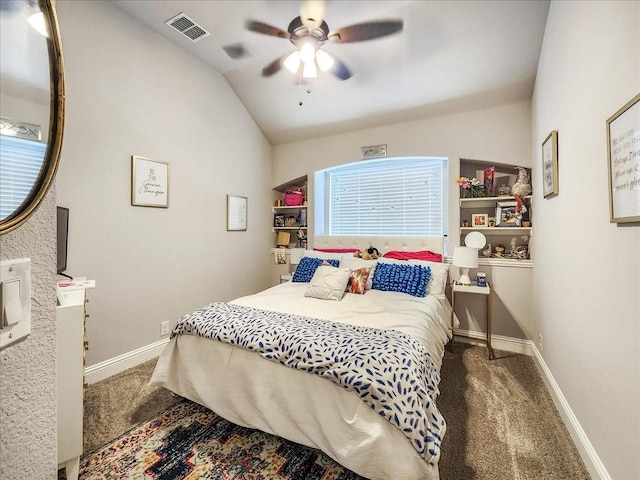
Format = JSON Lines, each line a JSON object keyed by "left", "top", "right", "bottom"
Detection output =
{"left": 371, "top": 262, "right": 431, "bottom": 297}
{"left": 292, "top": 257, "right": 340, "bottom": 283}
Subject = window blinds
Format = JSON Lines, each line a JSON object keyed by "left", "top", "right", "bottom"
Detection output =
{"left": 327, "top": 157, "right": 446, "bottom": 236}
{"left": 0, "top": 135, "right": 47, "bottom": 220}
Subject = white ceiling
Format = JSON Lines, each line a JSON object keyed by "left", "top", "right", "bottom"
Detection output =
{"left": 110, "top": 0, "right": 550, "bottom": 145}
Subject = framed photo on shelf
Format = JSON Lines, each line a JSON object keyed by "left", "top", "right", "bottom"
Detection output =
{"left": 542, "top": 130, "right": 559, "bottom": 198}
{"left": 606, "top": 93, "right": 640, "bottom": 223}
{"left": 273, "top": 213, "right": 285, "bottom": 228}
{"left": 496, "top": 201, "right": 518, "bottom": 226}
{"left": 471, "top": 213, "right": 489, "bottom": 227}
{"left": 131, "top": 155, "right": 169, "bottom": 208}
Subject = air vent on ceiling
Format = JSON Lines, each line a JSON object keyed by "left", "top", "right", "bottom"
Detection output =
{"left": 165, "top": 12, "right": 211, "bottom": 43}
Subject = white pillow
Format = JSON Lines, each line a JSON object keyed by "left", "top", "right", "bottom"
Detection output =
{"left": 407, "top": 260, "right": 449, "bottom": 297}
{"left": 303, "top": 250, "right": 343, "bottom": 261}
{"left": 377, "top": 257, "right": 406, "bottom": 264}
{"left": 340, "top": 256, "right": 378, "bottom": 290}
{"left": 304, "top": 265, "right": 351, "bottom": 301}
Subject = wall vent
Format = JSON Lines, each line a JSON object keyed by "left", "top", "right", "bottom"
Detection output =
{"left": 165, "top": 12, "right": 211, "bottom": 43}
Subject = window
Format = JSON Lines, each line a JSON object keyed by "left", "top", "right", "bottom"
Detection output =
{"left": 315, "top": 157, "right": 447, "bottom": 237}
{"left": 0, "top": 135, "right": 47, "bottom": 220}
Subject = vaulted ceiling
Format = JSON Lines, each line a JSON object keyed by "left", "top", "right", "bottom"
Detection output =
{"left": 111, "top": 0, "right": 550, "bottom": 145}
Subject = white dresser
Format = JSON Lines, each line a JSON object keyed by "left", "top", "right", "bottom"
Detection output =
{"left": 57, "top": 282, "right": 92, "bottom": 480}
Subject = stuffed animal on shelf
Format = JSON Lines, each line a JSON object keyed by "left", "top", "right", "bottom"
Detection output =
{"left": 354, "top": 246, "right": 380, "bottom": 260}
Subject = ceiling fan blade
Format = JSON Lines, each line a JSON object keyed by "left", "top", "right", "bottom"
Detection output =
{"left": 329, "top": 20, "right": 403, "bottom": 43}
{"left": 246, "top": 20, "right": 290, "bottom": 39}
{"left": 330, "top": 56, "right": 352, "bottom": 80}
{"left": 222, "top": 43, "right": 249, "bottom": 60}
{"left": 261, "top": 54, "right": 289, "bottom": 77}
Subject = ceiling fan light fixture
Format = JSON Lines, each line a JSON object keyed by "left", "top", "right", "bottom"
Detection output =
{"left": 299, "top": 42, "right": 316, "bottom": 64}
{"left": 302, "top": 61, "right": 317, "bottom": 78}
{"left": 284, "top": 50, "right": 301, "bottom": 73}
{"left": 315, "top": 49, "right": 334, "bottom": 72}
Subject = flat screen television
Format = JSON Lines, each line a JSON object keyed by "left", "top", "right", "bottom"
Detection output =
{"left": 56, "top": 206, "right": 69, "bottom": 275}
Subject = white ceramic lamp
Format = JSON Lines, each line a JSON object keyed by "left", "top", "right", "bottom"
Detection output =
{"left": 453, "top": 246, "right": 478, "bottom": 285}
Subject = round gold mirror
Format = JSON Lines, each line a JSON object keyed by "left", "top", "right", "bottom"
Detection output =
{"left": 0, "top": 0, "right": 65, "bottom": 235}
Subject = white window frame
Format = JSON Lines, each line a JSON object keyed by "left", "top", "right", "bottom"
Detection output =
{"left": 314, "top": 156, "right": 448, "bottom": 238}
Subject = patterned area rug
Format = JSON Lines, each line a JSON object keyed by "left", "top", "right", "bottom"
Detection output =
{"left": 80, "top": 399, "right": 365, "bottom": 480}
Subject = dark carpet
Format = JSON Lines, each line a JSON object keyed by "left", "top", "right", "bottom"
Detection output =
{"left": 75, "top": 344, "right": 591, "bottom": 480}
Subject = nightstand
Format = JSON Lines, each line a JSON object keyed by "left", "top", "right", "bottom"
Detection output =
{"left": 451, "top": 282, "right": 495, "bottom": 359}
{"left": 280, "top": 274, "right": 292, "bottom": 283}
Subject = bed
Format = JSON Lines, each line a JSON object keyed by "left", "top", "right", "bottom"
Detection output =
{"left": 150, "top": 236, "right": 454, "bottom": 480}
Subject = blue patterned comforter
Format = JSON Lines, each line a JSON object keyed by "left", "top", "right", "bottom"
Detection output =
{"left": 172, "top": 302, "right": 446, "bottom": 464}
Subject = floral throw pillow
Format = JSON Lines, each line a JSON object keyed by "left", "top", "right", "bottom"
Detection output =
{"left": 345, "top": 267, "right": 372, "bottom": 295}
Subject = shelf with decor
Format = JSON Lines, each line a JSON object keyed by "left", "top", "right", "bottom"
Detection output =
{"left": 458, "top": 160, "right": 533, "bottom": 262}
{"left": 459, "top": 195, "right": 532, "bottom": 209}
{"left": 272, "top": 175, "right": 308, "bottom": 248}
{"left": 460, "top": 226, "right": 531, "bottom": 235}
{"left": 272, "top": 207, "right": 308, "bottom": 230}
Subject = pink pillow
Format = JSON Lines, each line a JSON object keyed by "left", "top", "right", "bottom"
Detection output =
{"left": 382, "top": 250, "right": 442, "bottom": 262}
{"left": 313, "top": 248, "right": 359, "bottom": 253}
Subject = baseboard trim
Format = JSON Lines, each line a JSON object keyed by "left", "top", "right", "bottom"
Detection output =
{"left": 84, "top": 338, "right": 170, "bottom": 385}
{"left": 454, "top": 329, "right": 532, "bottom": 355}
{"left": 529, "top": 344, "right": 611, "bottom": 480}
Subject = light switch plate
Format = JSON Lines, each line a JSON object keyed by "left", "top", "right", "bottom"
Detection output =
{"left": 0, "top": 258, "right": 31, "bottom": 349}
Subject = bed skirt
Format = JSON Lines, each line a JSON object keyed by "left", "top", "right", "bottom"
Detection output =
{"left": 150, "top": 334, "right": 440, "bottom": 480}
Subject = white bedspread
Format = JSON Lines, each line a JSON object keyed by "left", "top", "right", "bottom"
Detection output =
{"left": 150, "top": 282, "right": 453, "bottom": 480}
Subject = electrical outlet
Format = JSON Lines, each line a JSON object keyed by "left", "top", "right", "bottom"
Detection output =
{"left": 161, "top": 321, "right": 169, "bottom": 336}
{"left": 539, "top": 334, "right": 543, "bottom": 353}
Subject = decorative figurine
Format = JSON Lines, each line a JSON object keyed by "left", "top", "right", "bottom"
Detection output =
{"left": 296, "top": 228, "right": 307, "bottom": 249}
{"left": 512, "top": 167, "right": 532, "bottom": 216}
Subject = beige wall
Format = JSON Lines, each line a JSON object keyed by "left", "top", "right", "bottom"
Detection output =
{"left": 55, "top": 0, "right": 274, "bottom": 365}
{"left": 532, "top": 1, "right": 639, "bottom": 479}
{"left": 0, "top": 188, "right": 57, "bottom": 479}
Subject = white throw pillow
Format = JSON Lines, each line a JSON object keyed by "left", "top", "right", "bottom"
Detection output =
{"left": 377, "top": 257, "right": 406, "bottom": 264}
{"left": 407, "top": 260, "right": 450, "bottom": 297}
{"left": 305, "top": 265, "right": 351, "bottom": 301}
{"left": 303, "top": 250, "right": 343, "bottom": 261}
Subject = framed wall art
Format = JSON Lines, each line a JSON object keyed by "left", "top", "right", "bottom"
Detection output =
{"left": 361, "top": 144, "right": 387, "bottom": 160}
{"left": 607, "top": 93, "right": 640, "bottom": 223}
{"left": 131, "top": 155, "right": 169, "bottom": 208}
{"left": 226, "top": 194, "right": 247, "bottom": 231}
{"left": 541, "top": 130, "right": 559, "bottom": 198}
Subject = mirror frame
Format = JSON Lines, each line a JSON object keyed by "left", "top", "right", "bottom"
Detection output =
{"left": 0, "top": 0, "right": 65, "bottom": 235}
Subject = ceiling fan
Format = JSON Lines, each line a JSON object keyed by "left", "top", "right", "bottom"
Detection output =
{"left": 245, "top": 0, "right": 403, "bottom": 81}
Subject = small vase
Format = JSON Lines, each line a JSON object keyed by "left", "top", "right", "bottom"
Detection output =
{"left": 461, "top": 188, "right": 470, "bottom": 198}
